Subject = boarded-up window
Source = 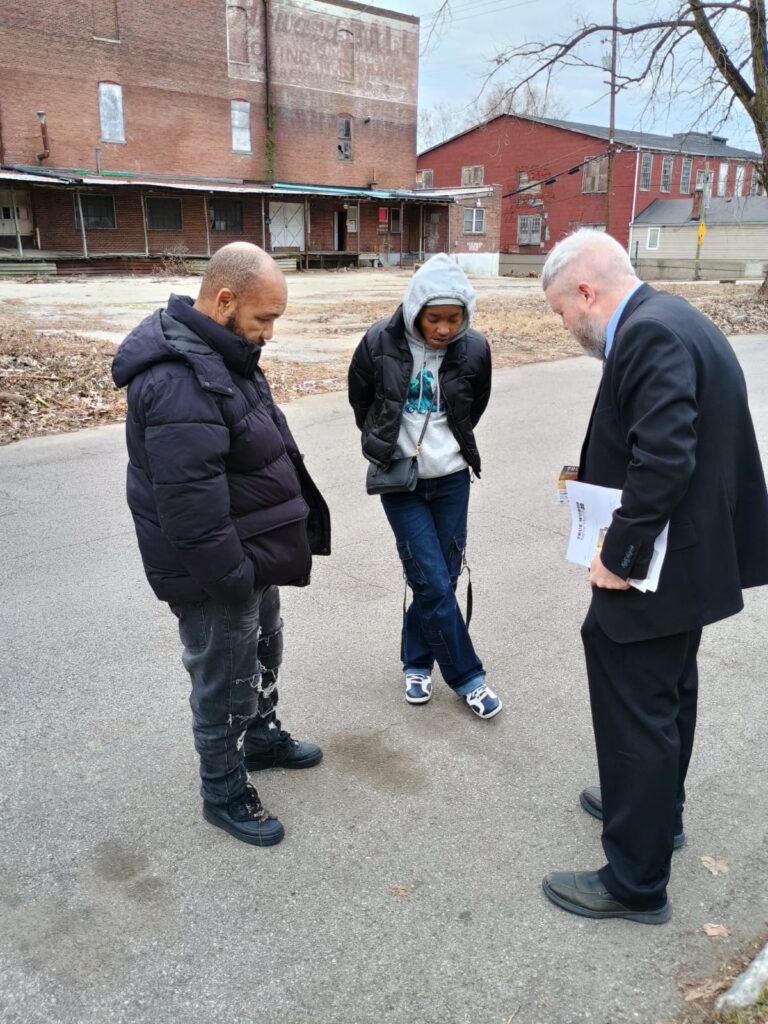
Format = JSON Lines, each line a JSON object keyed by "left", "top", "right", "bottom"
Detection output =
{"left": 92, "top": 0, "right": 119, "bottom": 39}
{"left": 146, "top": 197, "right": 183, "bottom": 230}
{"left": 582, "top": 155, "right": 608, "bottom": 193}
{"left": 517, "top": 215, "right": 541, "bottom": 245}
{"left": 75, "top": 193, "right": 116, "bottom": 229}
{"left": 518, "top": 171, "right": 540, "bottom": 195}
{"left": 463, "top": 208, "right": 485, "bottom": 233}
{"left": 346, "top": 206, "right": 358, "bottom": 232}
{"left": 377, "top": 207, "right": 389, "bottom": 232}
{"left": 338, "top": 116, "right": 352, "bottom": 161}
{"left": 227, "top": 6, "right": 248, "bottom": 63}
{"left": 231, "top": 100, "right": 251, "bottom": 153}
{"left": 98, "top": 82, "right": 125, "bottom": 143}
{"left": 210, "top": 200, "right": 243, "bottom": 232}
{"left": 640, "top": 153, "right": 653, "bottom": 191}
{"left": 338, "top": 27, "right": 354, "bottom": 82}
{"left": 461, "top": 165, "right": 484, "bottom": 186}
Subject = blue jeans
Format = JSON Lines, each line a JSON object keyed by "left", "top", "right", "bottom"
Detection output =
{"left": 381, "top": 469, "right": 484, "bottom": 695}
{"left": 170, "top": 585, "right": 284, "bottom": 805}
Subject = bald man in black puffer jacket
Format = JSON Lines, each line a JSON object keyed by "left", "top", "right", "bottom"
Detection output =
{"left": 112, "top": 242, "right": 330, "bottom": 848}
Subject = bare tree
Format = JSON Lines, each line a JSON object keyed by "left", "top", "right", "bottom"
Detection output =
{"left": 487, "top": 0, "right": 768, "bottom": 296}
{"left": 418, "top": 83, "right": 567, "bottom": 150}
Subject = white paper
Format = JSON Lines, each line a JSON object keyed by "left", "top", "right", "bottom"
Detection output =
{"left": 564, "top": 480, "right": 669, "bottom": 593}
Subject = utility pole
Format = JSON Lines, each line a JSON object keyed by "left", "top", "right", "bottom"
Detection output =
{"left": 604, "top": 0, "right": 618, "bottom": 235}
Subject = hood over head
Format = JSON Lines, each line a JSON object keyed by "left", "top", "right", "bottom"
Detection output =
{"left": 402, "top": 253, "right": 476, "bottom": 344}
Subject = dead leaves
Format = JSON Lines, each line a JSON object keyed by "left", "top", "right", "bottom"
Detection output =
{"left": 701, "top": 855, "right": 729, "bottom": 876}
{"left": 703, "top": 923, "right": 732, "bottom": 938}
{"left": 681, "top": 977, "right": 726, "bottom": 1002}
{"left": 0, "top": 318, "right": 125, "bottom": 445}
{"left": 386, "top": 884, "right": 412, "bottom": 898}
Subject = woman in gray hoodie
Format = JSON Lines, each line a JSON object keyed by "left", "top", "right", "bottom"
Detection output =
{"left": 348, "top": 253, "right": 499, "bottom": 718}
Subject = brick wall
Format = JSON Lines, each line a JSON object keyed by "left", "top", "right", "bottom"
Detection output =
{"left": 0, "top": 0, "right": 418, "bottom": 188}
{"left": 418, "top": 116, "right": 756, "bottom": 252}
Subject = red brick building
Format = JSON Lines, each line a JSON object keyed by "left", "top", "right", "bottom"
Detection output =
{"left": 0, "top": 0, "right": 496, "bottom": 270}
{"left": 417, "top": 114, "right": 762, "bottom": 261}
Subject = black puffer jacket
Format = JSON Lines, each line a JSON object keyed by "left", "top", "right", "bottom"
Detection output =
{"left": 347, "top": 306, "right": 492, "bottom": 475}
{"left": 112, "top": 294, "right": 330, "bottom": 605}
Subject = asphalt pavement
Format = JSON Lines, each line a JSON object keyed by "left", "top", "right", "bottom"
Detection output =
{"left": 1, "top": 340, "right": 767, "bottom": 1024}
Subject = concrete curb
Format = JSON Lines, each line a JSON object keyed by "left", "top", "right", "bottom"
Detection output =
{"left": 715, "top": 940, "right": 768, "bottom": 1011}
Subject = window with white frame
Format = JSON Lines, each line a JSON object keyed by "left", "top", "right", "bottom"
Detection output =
{"left": 717, "top": 162, "right": 729, "bottom": 196}
{"left": 98, "top": 82, "right": 125, "bottom": 143}
{"left": 646, "top": 226, "right": 661, "bottom": 250}
{"left": 695, "top": 168, "right": 707, "bottom": 190}
{"left": 461, "top": 165, "right": 484, "bottom": 186}
{"left": 735, "top": 164, "right": 746, "bottom": 195}
{"left": 639, "top": 153, "right": 653, "bottom": 191}
{"left": 582, "top": 155, "right": 608, "bottom": 193}
{"left": 517, "top": 214, "right": 542, "bottom": 245}
{"left": 660, "top": 156, "right": 674, "bottom": 193}
{"left": 337, "top": 115, "right": 352, "bottom": 161}
{"left": 75, "top": 193, "right": 116, "bottom": 229}
{"left": 680, "top": 157, "right": 693, "bottom": 193}
{"left": 417, "top": 168, "right": 434, "bottom": 189}
{"left": 749, "top": 165, "right": 763, "bottom": 195}
{"left": 231, "top": 100, "right": 251, "bottom": 153}
{"left": 463, "top": 207, "right": 485, "bottom": 233}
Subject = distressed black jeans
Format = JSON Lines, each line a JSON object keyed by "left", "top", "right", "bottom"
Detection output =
{"left": 170, "top": 584, "right": 284, "bottom": 806}
{"left": 380, "top": 468, "right": 484, "bottom": 694}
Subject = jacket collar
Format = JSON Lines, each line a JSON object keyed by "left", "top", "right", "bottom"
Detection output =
{"left": 167, "top": 294, "right": 262, "bottom": 378}
{"left": 615, "top": 282, "right": 656, "bottom": 333}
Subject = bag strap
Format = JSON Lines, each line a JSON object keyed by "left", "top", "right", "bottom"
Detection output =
{"left": 412, "top": 401, "right": 434, "bottom": 458}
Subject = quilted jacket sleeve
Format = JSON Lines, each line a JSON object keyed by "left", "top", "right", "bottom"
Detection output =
{"left": 347, "top": 332, "right": 376, "bottom": 431}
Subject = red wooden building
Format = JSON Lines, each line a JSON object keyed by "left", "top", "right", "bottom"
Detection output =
{"left": 417, "top": 114, "right": 762, "bottom": 257}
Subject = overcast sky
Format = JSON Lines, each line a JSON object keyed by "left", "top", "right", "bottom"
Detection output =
{"left": 369, "top": 0, "right": 758, "bottom": 151}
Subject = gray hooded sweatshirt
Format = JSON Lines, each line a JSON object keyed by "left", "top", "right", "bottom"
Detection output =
{"left": 396, "top": 253, "right": 477, "bottom": 479}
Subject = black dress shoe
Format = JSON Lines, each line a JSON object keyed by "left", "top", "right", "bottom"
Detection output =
{"left": 203, "top": 783, "right": 285, "bottom": 846}
{"left": 244, "top": 730, "right": 323, "bottom": 772}
{"left": 580, "top": 785, "right": 686, "bottom": 850}
{"left": 543, "top": 870, "right": 672, "bottom": 924}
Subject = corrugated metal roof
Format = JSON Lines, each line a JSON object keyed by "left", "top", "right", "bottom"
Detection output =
{"left": 632, "top": 196, "right": 768, "bottom": 226}
{"left": 419, "top": 114, "right": 760, "bottom": 160}
{"left": 0, "top": 167, "right": 458, "bottom": 203}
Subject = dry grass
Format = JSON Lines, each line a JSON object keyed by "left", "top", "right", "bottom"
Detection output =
{"left": 2, "top": 283, "right": 767, "bottom": 445}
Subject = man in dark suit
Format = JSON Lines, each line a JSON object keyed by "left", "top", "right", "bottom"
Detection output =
{"left": 540, "top": 229, "right": 768, "bottom": 924}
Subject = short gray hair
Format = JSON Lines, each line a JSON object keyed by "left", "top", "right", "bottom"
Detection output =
{"left": 199, "top": 241, "right": 280, "bottom": 299}
{"left": 542, "top": 229, "right": 635, "bottom": 292}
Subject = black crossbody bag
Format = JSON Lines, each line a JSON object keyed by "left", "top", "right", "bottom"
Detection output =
{"left": 365, "top": 404, "right": 433, "bottom": 495}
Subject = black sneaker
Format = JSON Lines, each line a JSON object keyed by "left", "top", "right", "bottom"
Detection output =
{"left": 202, "top": 783, "right": 285, "bottom": 846}
{"left": 244, "top": 730, "right": 323, "bottom": 772}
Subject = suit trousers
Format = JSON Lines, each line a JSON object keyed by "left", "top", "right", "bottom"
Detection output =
{"left": 581, "top": 603, "right": 702, "bottom": 908}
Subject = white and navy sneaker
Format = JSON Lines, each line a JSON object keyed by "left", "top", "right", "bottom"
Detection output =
{"left": 404, "top": 673, "right": 432, "bottom": 704}
{"left": 464, "top": 682, "right": 502, "bottom": 719}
